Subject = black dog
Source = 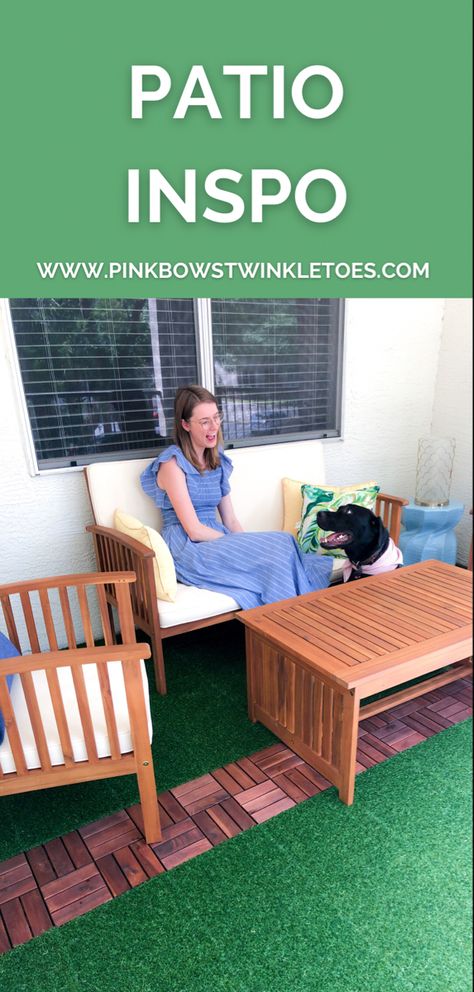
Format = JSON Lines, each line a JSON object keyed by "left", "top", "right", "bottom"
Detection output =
{"left": 316, "top": 503, "right": 403, "bottom": 582}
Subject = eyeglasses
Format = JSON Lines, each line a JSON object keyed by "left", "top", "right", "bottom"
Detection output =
{"left": 191, "top": 413, "right": 224, "bottom": 430}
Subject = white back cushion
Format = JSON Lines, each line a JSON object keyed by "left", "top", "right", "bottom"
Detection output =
{"left": 226, "top": 440, "right": 326, "bottom": 530}
{"left": 86, "top": 439, "right": 326, "bottom": 533}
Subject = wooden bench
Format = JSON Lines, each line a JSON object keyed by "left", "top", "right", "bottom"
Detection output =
{"left": 239, "top": 561, "right": 472, "bottom": 805}
{"left": 85, "top": 439, "right": 407, "bottom": 693}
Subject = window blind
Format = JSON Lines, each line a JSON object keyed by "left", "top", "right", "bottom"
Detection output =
{"left": 211, "top": 298, "right": 343, "bottom": 444}
{"left": 10, "top": 298, "right": 198, "bottom": 468}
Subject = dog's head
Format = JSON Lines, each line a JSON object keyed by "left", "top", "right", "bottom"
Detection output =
{"left": 316, "top": 503, "right": 388, "bottom": 564}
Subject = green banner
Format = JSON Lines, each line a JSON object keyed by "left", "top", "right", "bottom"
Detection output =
{"left": 0, "top": 0, "right": 471, "bottom": 297}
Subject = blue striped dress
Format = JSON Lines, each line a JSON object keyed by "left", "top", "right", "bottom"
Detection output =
{"left": 140, "top": 445, "right": 332, "bottom": 609}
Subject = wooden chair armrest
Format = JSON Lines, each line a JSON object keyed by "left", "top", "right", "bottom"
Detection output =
{"left": 377, "top": 493, "right": 409, "bottom": 508}
{"left": 86, "top": 524, "right": 156, "bottom": 559}
{"left": 0, "top": 571, "right": 137, "bottom": 599}
{"left": 0, "top": 642, "right": 151, "bottom": 677}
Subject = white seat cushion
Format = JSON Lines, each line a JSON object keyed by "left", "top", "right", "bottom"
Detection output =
{"left": 330, "top": 557, "right": 345, "bottom": 583}
{"left": 157, "top": 559, "right": 342, "bottom": 628}
{"left": 157, "top": 583, "right": 240, "bottom": 628}
{"left": 0, "top": 659, "right": 152, "bottom": 774}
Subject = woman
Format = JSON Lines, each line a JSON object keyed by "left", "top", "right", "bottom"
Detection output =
{"left": 140, "top": 385, "right": 333, "bottom": 608}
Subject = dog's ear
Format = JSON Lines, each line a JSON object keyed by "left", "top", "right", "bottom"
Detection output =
{"left": 370, "top": 514, "right": 385, "bottom": 549}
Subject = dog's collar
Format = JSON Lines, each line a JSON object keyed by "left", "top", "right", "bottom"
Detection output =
{"left": 351, "top": 530, "right": 390, "bottom": 569}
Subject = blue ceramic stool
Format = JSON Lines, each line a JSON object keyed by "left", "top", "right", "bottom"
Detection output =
{"left": 399, "top": 501, "right": 464, "bottom": 565}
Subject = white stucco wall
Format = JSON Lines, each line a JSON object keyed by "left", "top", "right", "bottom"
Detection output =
{"left": 430, "top": 299, "right": 472, "bottom": 566}
{"left": 0, "top": 296, "right": 471, "bottom": 603}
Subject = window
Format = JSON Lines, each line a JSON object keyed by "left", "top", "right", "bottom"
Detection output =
{"left": 8, "top": 297, "right": 344, "bottom": 470}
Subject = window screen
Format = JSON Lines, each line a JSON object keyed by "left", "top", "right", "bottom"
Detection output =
{"left": 10, "top": 298, "right": 198, "bottom": 468}
{"left": 212, "top": 298, "right": 343, "bottom": 443}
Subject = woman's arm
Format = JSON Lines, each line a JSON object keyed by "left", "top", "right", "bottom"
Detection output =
{"left": 218, "top": 494, "right": 244, "bottom": 532}
{"left": 157, "top": 458, "right": 224, "bottom": 542}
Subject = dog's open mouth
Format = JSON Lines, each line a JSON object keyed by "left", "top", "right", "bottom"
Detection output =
{"left": 319, "top": 531, "right": 352, "bottom": 549}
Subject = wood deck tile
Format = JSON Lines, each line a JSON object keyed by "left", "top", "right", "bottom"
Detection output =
{"left": 95, "top": 855, "right": 130, "bottom": 897}
{"left": 211, "top": 766, "right": 244, "bottom": 795}
{"left": 113, "top": 847, "right": 149, "bottom": 888}
{"left": 389, "top": 731, "right": 426, "bottom": 752}
{"left": 51, "top": 886, "right": 113, "bottom": 928}
{"left": 0, "top": 856, "right": 36, "bottom": 907}
{"left": 160, "top": 838, "right": 213, "bottom": 871}
{"left": 359, "top": 732, "right": 397, "bottom": 758}
{"left": 0, "top": 673, "right": 470, "bottom": 955}
{"left": 1, "top": 898, "right": 32, "bottom": 947}
{"left": 248, "top": 742, "right": 287, "bottom": 766}
{"left": 221, "top": 762, "right": 256, "bottom": 791}
{"left": 0, "top": 915, "right": 10, "bottom": 954}
{"left": 61, "top": 831, "right": 92, "bottom": 869}
{"left": 42, "top": 863, "right": 112, "bottom": 926}
{"left": 219, "top": 797, "right": 256, "bottom": 832}
{"left": 295, "top": 763, "right": 333, "bottom": 792}
{"left": 26, "top": 846, "right": 57, "bottom": 887}
{"left": 43, "top": 838, "right": 75, "bottom": 878}
{"left": 206, "top": 804, "right": 243, "bottom": 839}
{"left": 235, "top": 782, "right": 288, "bottom": 815}
{"left": 279, "top": 767, "right": 320, "bottom": 798}
{"left": 20, "top": 889, "right": 53, "bottom": 938}
{"left": 157, "top": 790, "right": 189, "bottom": 823}
{"left": 129, "top": 841, "right": 165, "bottom": 879}
{"left": 271, "top": 771, "right": 311, "bottom": 803}
{"left": 80, "top": 811, "right": 142, "bottom": 860}
{"left": 192, "top": 810, "right": 229, "bottom": 846}
{"left": 444, "top": 706, "right": 472, "bottom": 723}
{"left": 252, "top": 796, "right": 296, "bottom": 824}
{"left": 235, "top": 756, "right": 269, "bottom": 784}
{"left": 171, "top": 774, "right": 230, "bottom": 815}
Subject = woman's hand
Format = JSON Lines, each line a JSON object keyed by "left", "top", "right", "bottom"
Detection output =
{"left": 157, "top": 458, "right": 224, "bottom": 541}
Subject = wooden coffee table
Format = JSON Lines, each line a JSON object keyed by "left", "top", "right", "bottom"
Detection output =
{"left": 238, "top": 561, "right": 472, "bottom": 805}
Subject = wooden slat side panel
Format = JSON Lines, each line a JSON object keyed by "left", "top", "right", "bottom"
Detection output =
{"left": 69, "top": 666, "right": 99, "bottom": 762}
{"left": 44, "top": 670, "right": 75, "bottom": 768}
{"left": 95, "top": 662, "right": 121, "bottom": 761}
{"left": 18, "top": 672, "right": 52, "bottom": 772}
{"left": 0, "top": 677, "right": 28, "bottom": 774}
{"left": 321, "top": 685, "right": 334, "bottom": 764}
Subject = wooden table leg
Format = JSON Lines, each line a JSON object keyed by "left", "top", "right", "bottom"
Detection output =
{"left": 245, "top": 629, "right": 257, "bottom": 723}
{"left": 338, "top": 689, "right": 360, "bottom": 805}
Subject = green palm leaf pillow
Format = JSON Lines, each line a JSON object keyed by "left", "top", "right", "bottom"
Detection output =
{"left": 297, "top": 482, "right": 380, "bottom": 557}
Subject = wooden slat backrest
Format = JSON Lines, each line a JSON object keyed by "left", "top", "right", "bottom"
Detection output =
{"left": 375, "top": 493, "right": 407, "bottom": 544}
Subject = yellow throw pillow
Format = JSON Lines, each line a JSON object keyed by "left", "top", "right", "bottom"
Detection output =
{"left": 282, "top": 477, "right": 323, "bottom": 533}
{"left": 282, "top": 478, "right": 379, "bottom": 535}
{"left": 114, "top": 509, "right": 177, "bottom": 603}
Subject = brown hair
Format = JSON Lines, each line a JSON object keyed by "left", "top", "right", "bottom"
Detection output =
{"left": 174, "top": 385, "right": 223, "bottom": 472}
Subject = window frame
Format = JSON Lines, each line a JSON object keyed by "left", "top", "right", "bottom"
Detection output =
{"left": 4, "top": 297, "right": 345, "bottom": 475}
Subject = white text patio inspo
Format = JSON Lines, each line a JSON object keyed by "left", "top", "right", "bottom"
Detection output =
{"left": 128, "top": 65, "right": 347, "bottom": 225}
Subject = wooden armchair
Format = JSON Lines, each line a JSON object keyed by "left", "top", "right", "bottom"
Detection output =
{"left": 0, "top": 571, "right": 161, "bottom": 845}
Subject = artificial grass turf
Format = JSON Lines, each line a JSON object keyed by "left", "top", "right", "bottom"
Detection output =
{"left": 0, "top": 621, "right": 275, "bottom": 862}
{"left": 1, "top": 720, "right": 471, "bottom": 992}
